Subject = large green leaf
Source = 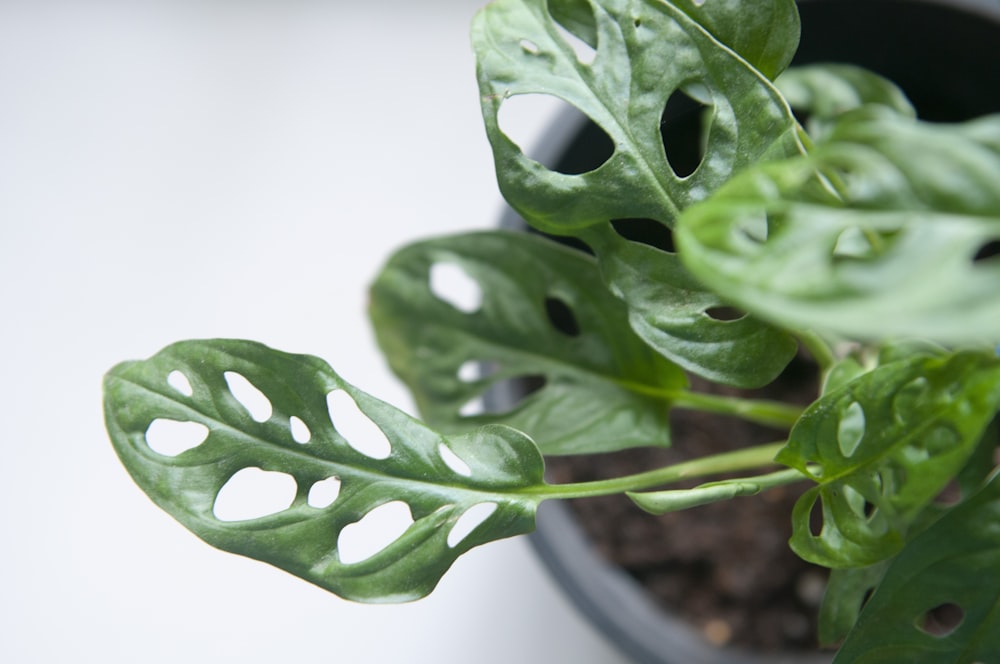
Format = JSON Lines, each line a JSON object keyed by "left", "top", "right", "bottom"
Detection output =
{"left": 472, "top": 0, "right": 804, "bottom": 388}
{"left": 833, "top": 472, "right": 1000, "bottom": 663}
{"left": 369, "top": 231, "right": 684, "bottom": 455}
{"left": 677, "top": 108, "right": 1000, "bottom": 345}
{"left": 777, "top": 352, "right": 1000, "bottom": 568}
{"left": 104, "top": 339, "right": 545, "bottom": 602}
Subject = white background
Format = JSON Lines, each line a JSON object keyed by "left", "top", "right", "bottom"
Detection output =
{"left": 0, "top": 1, "right": 631, "bottom": 662}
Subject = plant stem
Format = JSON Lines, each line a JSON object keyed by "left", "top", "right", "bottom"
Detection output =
{"left": 536, "top": 441, "right": 790, "bottom": 500}
{"left": 670, "top": 390, "right": 804, "bottom": 428}
{"left": 621, "top": 380, "right": 804, "bottom": 428}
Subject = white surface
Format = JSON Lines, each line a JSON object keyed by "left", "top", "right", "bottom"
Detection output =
{"left": 0, "top": 2, "right": 630, "bottom": 662}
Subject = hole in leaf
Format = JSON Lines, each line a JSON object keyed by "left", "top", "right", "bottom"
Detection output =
{"left": 610, "top": 218, "right": 675, "bottom": 252}
{"left": 837, "top": 402, "right": 866, "bottom": 457}
{"left": 224, "top": 371, "right": 272, "bottom": 423}
{"left": 439, "top": 443, "right": 472, "bottom": 477}
{"left": 519, "top": 38, "right": 540, "bottom": 55}
{"left": 289, "top": 416, "right": 311, "bottom": 444}
{"left": 338, "top": 501, "right": 413, "bottom": 564}
{"left": 145, "top": 418, "right": 209, "bottom": 456}
{"left": 661, "top": 86, "right": 712, "bottom": 178}
{"left": 933, "top": 478, "right": 962, "bottom": 506}
{"left": 327, "top": 390, "right": 392, "bottom": 459}
{"left": 430, "top": 262, "right": 482, "bottom": 314}
{"left": 307, "top": 476, "right": 341, "bottom": 509}
{"left": 167, "top": 370, "right": 193, "bottom": 397}
{"left": 833, "top": 226, "right": 875, "bottom": 261}
{"left": 705, "top": 306, "right": 746, "bottom": 322}
{"left": 544, "top": 296, "right": 580, "bottom": 337}
{"left": 214, "top": 468, "right": 297, "bottom": 521}
{"left": 461, "top": 375, "right": 546, "bottom": 418}
{"left": 498, "top": 94, "right": 613, "bottom": 174}
{"left": 460, "top": 397, "right": 484, "bottom": 417}
{"left": 549, "top": 4, "right": 597, "bottom": 65}
{"left": 457, "top": 360, "right": 481, "bottom": 383}
{"left": 973, "top": 239, "right": 1000, "bottom": 263}
{"left": 808, "top": 495, "right": 824, "bottom": 537}
{"left": 734, "top": 212, "right": 769, "bottom": 245}
{"left": 917, "top": 602, "right": 965, "bottom": 637}
{"left": 447, "top": 502, "right": 498, "bottom": 548}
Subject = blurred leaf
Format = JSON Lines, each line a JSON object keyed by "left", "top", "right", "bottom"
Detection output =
{"left": 104, "top": 339, "right": 544, "bottom": 602}
{"left": 834, "top": 472, "right": 1000, "bottom": 663}
{"left": 776, "top": 63, "right": 915, "bottom": 140}
{"left": 369, "top": 231, "right": 684, "bottom": 455}
{"left": 777, "top": 352, "right": 1000, "bottom": 568}
{"left": 677, "top": 109, "right": 1000, "bottom": 345}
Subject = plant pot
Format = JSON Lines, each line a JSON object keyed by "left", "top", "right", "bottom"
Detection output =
{"left": 500, "top": 1, "right": 1000, "bottom": 662}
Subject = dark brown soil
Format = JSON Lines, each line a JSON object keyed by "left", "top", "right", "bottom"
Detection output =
{"left": 544, "top": 353, "right": 829, "bottom": 653}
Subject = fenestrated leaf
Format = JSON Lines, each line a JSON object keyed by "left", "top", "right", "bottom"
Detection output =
{"left": 104, "top": 339, "right": 545, "bottom": 603}
{"left": 833, "top": 472, "right": 1000, "bottom": 663}
{"left": 777, "top": 352, "right": 1000, "bottom": 568}
{"left": 590, "top": 235, "right": 798, "bottom": 387}
{"left": 369, "top": 231, "right": 685, "bottom": 455}
{"left": 473, "top": 0, "right": 803, "bottom": 230}
{"left": 775, "top": 63, "right": 915, "bottom": 141}
{"left": 677, "top": 108, "right": 1000, "bottom": 345}
{"left": 818, "top": 417, "right": 998, "bottom": 646}
{"left": 472, "top": 0, "right": 805, "bottom": 387}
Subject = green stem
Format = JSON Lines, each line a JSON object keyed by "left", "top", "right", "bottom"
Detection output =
{"left": 536, "top": 441, "right": 788, "bottom": 500}
{"left": 670, "top": 390, "right": 804, "bottom": 428}
{"left": 621, "top": 381, "right": 804, "bottom": 428}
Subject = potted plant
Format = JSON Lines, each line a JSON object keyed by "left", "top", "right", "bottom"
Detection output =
{"left": 517, "top": 1, "right": 1000, "bottom": 661}
{"left": 103, "top": 0, "right": 1000, "bottom": 661}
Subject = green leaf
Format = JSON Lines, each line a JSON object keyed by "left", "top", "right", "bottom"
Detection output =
{"left": 818, "top": 562, "right": 891, "bottom": 648}
{"left": 775, "top": 63, "right": 915, "bottom": 140}
{"left": 677, "top": 109, "right": 1000, "bottom": 346}
{"left": 777, "top": 352, "right": 1000, "bottom": 568}
{"left": 591, "top": 238, "right": 798, "bottom": 387}
{"left": 833, "top": 472, "right": 1000, "bottom": 663}
{"left": 473, "top": 0, "right": 805, "bottom": 387}
{"left": 819, "top": 417, "right": 998, "bottom": 647}
{"left": 103, "top": 339, "right": 545, "bottom": 603}
{"left": 369, "top": 231, "right": 685, "bottom": 455}
{"left": 673, "top": 0, "right": 800, "bottom": 80}
{"left": 473, "top": 0, "right": 804, "bottom": 230}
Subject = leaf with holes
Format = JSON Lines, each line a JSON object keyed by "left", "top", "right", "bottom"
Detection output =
{"left": 833, "top": 472, "right": 1000, "bottom": 663}
{"left": 776, "top": 351, "right": 1000, "bottom": 568}
{"left": 369, "top": 231, "right": 685, "bottom": 455}
{"left": 103, "top": 339, "right": 545, "bottom": 602}
{"left": 677, "top": 108, "right": 1000, "bottom": 345}
{"left": 473, "top": 0, "right": 804, "bottom": 387}
{"left": 818, "top": 414, "right": 1000, "bottom": 646}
